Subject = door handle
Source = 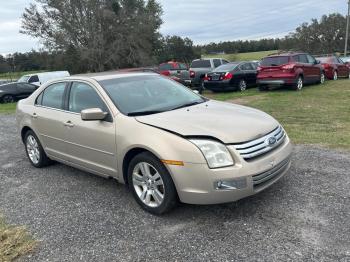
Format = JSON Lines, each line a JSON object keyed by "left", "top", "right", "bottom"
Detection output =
{"left": 64, "top": 121, "right": 74, "bottom": 127}
{"left": 32, "top": 113, "right": 38, "bottom": 119}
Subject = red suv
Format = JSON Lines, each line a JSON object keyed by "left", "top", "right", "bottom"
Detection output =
{"left": 257, "top": 52, "right": 325, "bottom": 91}
{"left": 316, "top": 56, "right": 350, "bottom": 80}
{"left": 158, "top": 61, "right": 191, "bottom": 85}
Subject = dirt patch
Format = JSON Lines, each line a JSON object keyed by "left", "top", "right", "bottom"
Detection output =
{"left": 226, "top": 95, "right": 265, "bottom": 105}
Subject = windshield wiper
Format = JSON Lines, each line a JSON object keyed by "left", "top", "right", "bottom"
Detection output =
{"left": 127, "top": 110, "right": 164, "bottom": 116}
{"left": 170, "top": 100, "right": 205, "bottom": 111}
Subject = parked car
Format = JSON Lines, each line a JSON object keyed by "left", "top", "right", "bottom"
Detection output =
{"left": 17, "top": 71, "right": 70, "bottom": 86}
{"left": 189, "top": 58, "right": 230, "bottom": 92}
{"left": 158, "top": 61, "right": 191, "bottom": 85}
{"left": 204, "top": 61, "right": 258, "bottom": 92}
{"left": 16, "top": 72, "right": 292, "bottom": 214}
{"left": 316, "top": 56, "right": 350, "bottom": 80}
{"left": 257, "top": 52, "right": 325, "bottom": 91}
{"left": 0, "top": 82, "right": 38, "bottom": 103}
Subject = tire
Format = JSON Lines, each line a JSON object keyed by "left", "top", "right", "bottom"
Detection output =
{"left": 2, "top": 95, "right": 14, "bottom": 103}
{"left": 318, "top": 71, "right": 325, "bottom": 84}
{"left": 198, "top": 80, "right": 205, "bottom": 94}
{"left": 294, "top": 76, "right": 303, "bottom": 91}
{"left": 333, "top": 71, "right": 338, "bottom": 81}
{"left": 258, "top": 85, "right": 268, "bottom": 91}
{"left": 24, "top": 130, "right": 52, "bottom": 168}
{"left": 127, "top": 152, "right": 178, "bottom": 215}
{"left": 238, "top": 79, "right": 247, "bottom": 92}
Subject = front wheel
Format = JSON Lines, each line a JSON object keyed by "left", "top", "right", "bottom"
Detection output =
{"left": 333, "top": 71, "right": 338, "bottom": 81}
{"left": 319, "top": 72, "right": 325, "bottom": 84}
{"left": 128, "top": 152, "right": 178, "bottom": 215}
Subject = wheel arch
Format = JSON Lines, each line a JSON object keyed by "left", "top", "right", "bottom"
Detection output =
{"left": 21, "top": 126, "right": 33, "bottom": 143}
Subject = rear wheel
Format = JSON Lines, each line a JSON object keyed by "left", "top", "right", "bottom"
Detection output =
{"left": 24, "top": 130, "right": 52, "bottom": 168}
{"left": 238, "top": 79, "right": 247, "bottom": 92}
{"left": 294, "top": 76, "right": 303, "bottom": 91}
{"left": 2, "top": 95, "right": 14, "bottom": 103}
{"left": 128, "top": 152, "right": 178, "bottom": 215}
{"left": 319, "top": 71, "right": 325, "bottom": 84}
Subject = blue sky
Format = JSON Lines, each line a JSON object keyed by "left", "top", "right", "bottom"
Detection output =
{"left": 0, "top": 0, "right": 347, "bottom": 54}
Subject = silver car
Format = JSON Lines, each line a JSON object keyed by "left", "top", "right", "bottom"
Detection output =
{"left": 16, "top": 72, "right": 292, "bottom": 214}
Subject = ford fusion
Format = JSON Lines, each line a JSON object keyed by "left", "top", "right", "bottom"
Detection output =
{"left": 16, "top": 72, "right": 292, "bottom": 214}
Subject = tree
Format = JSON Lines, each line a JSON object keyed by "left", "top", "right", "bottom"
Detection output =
{"left": 156, "top": 35, "right": 200, "bottom": 64}
{"left": 280, "top": 13, "right": 347, "bottom": 54}
{"left": 21, "top": 0, "right": 163, "bottom": 72}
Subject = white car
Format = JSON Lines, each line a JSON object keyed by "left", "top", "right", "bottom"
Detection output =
{"left": 17, "top": 71, "right": 70, "bottom": 86}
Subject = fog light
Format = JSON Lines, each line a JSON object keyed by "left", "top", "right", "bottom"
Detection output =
{"left": 214, "top": 178, "right": 247, "bottom": 190}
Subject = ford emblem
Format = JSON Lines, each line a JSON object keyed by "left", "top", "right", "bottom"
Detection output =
{"left": 267, "top": 137, "right": 277, "bottom": 146}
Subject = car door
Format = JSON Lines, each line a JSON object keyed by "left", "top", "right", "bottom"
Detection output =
{"left": 335, "top": 57, "right": 348, "bottom": 77}
{"left": 306, "top": 54, "right": 320, "bottom": 81}
{"left": 240, "top": 63, "right": 256, "bottom": 85}
{"left": 16, "top": 83, "right": 37, "bottom": 99}
{"left": 32, "top": 82, "right": 70, "bottom": 160}
{"left": 63, "top": 81, "right": 117, "bottom": 176}
{"left": 298, "top": 54, "right": 312, "bottom": 83}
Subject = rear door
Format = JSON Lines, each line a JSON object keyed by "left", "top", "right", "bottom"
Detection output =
{"left": 306, "top": 54, "right": 320, "bottom": 81}
{"left": 32, "top": 82, "right": 70, "bottom": 160}
{"left": 63, "top": 81, "right": 117, "bottom": 176}
{"left": 240, "top": 63, "right": 256, "bottom": 85}
{"left": 299, "top": 54, "right": 312, "bottom": 82}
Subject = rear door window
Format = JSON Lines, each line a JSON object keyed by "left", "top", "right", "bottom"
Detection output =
{"left": 41, "top": 82, "right": 66, "bottom": 109}
{"left": 261, "top": 56, "right": 289, "bottom": 66}
{"left": 213, "top": 59, "right": 221, "bottom": 68}
{"left": 298, "top": 55, "right": 308, "bottom": 63}
{"left": 190, "top": 60, "right": 211, "bottom": 68}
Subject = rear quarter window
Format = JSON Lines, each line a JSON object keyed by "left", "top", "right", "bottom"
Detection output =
{"left": 261, "top": 56, "right": 289, "bottom": 66}
{"left": 191, "top": 60, "right": 211, "bottom": 68}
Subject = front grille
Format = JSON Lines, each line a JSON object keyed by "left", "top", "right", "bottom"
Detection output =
{"left": 230, "top": 126, "right": 285, "bottom": 160}
{"left": 252, "top": 157, "right": 291, "bottom": 189}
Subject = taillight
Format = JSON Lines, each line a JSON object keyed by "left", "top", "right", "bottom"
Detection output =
{"left": 161, "top": 70, "right": 170, "bottom": 76}
{"left": 190, "top": 70, "right": 195, "bottom": 78}
{"left": 281, "top": 64, "right": 295, "bottom": 70}
{"left": 323, "top": 64, "right": 331, "bottom": 69}
{"left": 257, "top": 66, "right": 262, "bottom": 71}
{"left": 223, "top": 72, "right": 233, "bottom": 80}
{"left": 204, "top": 74, "right": 209, "bottom": 81}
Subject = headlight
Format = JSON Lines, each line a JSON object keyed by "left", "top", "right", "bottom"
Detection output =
{"left": 190, "top": 139, "right": 234, "bottom": 168}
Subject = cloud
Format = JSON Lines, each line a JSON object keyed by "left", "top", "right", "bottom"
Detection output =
{"left": 0, "top": 0, "right": 347, "bottom": 53}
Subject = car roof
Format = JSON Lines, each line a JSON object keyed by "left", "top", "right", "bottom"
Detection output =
{"left": 66, "top": 71, "right": 158, "bottom": 82}
{"left": 267, "top": 52, "right": 306, "bottom": 57}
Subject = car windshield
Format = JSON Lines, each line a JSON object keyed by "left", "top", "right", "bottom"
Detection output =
{"left": 261, "top": 56, "right": 289, "bottom": 66}
{"left": 317, "top": 57, "right": 332, "bottom": 63}
{"left": 99, "top": 75, "right": 206, "bottom": 116}
{"left": 191, "top": 60, "right": 211, "bottom": 68}
{"left": 213, "top": 63, "right": 239, "bottom": 72}
{"left": 17, "top": 75, "right": 30, "bottom": 82}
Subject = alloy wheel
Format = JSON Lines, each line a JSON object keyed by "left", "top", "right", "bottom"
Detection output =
{"left": 320, "top": 72, "right": 325, "bottom": 84}
{"left": 26, "top": 135, "right": 40, "bottom": 164}
{"left": 239, "top": 80, "right": 247, "bottom": 91}
{"left": 333, "top": 71, "right": 338, "bottom": 81}
{"left": 132, "top": 162, "right": 165, "bottom": 208}
{"left": 297, "top": 77, "right": 303, "bottom": 90}
{"left": 2, "top": 95, "right": 14, "bottom": 103}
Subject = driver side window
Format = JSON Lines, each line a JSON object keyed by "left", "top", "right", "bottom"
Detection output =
{"left": 69, "top": 82, "right": 107, "bottom": 113}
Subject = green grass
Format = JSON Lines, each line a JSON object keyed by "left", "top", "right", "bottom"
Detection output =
{"left": 0, "top": 103, "right": 16, "bottom": 114}
{"left": 203, "top": 50, "right": 277, "bottom": 62}
{"left": 206, "top": 79, "right": 350, "bottom": 150}
{"left": 0, "top": 70, "right": 45, "bottom": 81}
{"left": 0, "top": 216, "right": 37, "bottom": 261}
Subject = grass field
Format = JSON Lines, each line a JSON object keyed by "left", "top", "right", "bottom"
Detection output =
{"left": 0, "top": 70, "right": 45, "bottom": 81}
{"left": 203, "top": 50, "right": 277, "bottom": 61}
{"left": 0, "top": 79, "right": 349, "bottom": 149}
{"left": 206, "top": 79, "right": 350, "bottom": 150}
{"left": 0, "top": 216, "right": 36, "bottom": 261}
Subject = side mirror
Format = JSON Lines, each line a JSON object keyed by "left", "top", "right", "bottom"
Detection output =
{"left": 81, "top": 108, "right": 108, "bottom": 121}
{"left": 315, "top": 60, "right": 320, "bottom": 65}
{"left": 193, "top": 90, "right": 199, "bottom": 94}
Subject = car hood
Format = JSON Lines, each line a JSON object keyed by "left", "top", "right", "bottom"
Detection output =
{"left": 136, "top": 100, "right": 279, "bottom": 143}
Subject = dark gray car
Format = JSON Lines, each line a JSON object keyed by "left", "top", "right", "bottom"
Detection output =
{"left": 0, "top": 82, "right": 38, "bottom": 103}
{"left": 189, "top": 58, "right": 229, "bottom": 93}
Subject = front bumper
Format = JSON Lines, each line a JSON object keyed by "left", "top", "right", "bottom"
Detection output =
{"left": 167, "top": 136, "right": 293, "bottom": 205}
